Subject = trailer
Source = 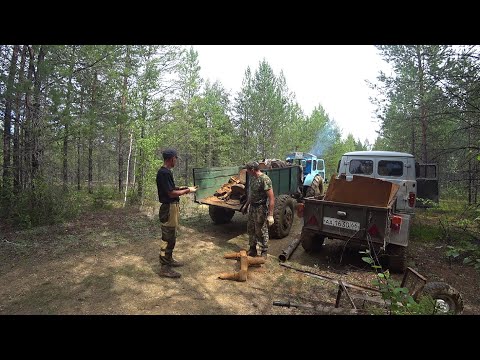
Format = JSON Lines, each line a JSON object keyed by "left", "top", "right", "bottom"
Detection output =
{"left": 193, "top": 165, "right": 302, "bottom": 238}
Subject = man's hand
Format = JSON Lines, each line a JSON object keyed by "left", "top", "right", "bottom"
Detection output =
{"left": 267, "top": 215, "right": 274, "bottom": 226}
{"left": 188, "top": 186, "right": 198, "bottom": 193}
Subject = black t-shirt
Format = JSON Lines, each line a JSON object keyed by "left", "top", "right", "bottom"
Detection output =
{"left": 156, "top": 166, "right": 179, "bottom": 204}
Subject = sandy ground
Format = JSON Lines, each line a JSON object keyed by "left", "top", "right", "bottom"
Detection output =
{"left": 1, "top": 199, "right": 479, "bottom": 315}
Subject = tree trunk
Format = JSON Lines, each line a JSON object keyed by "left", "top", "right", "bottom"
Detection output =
{"left": 416, "top": 46, "right": 428, "bottom": 163}
{"left": 123, "top": 131, "right": 133, "bottom": 207}
{"left": 118, "top": 46, "right": 130, "bottom": 193}
{"left": 31, "top": 45, "right": 46, "bottom": 190}
{"left": 13, "top": 45, "right": 27, "bottom": 193}
{"left": 63, "top": 46, "right": 76, "bottom": 190}
{"left": 23, "top": 45, "right": 36, "bottom": 190}
{"left": 118, "top": 128, "right": 124, "bottom": 193}
{"left": 77, "top": 86, "right": 85, "bottom": 191}
{"left": 77, "top": 133, "right": 81, "bottom": 191}
{"left": 2, "top": 45, "right": 19, "bottom": 196}
{"left": 468, "top": 130, "right": 472, "bottom": 204}
{"left": 138, "top": 96, "right": 147, "bottom": 202}
{"left": 88, "top": 72, "right": 97, "bottom": 194}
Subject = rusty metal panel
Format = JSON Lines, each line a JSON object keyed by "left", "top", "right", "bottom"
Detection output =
{"left": 400, "top": 267, "right": 427, "bottom": 300}
{"left": 324, "top": 175, "right": 400, "bottom": 208}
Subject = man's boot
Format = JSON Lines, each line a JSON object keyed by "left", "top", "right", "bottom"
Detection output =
{"left": 248, "top": 245, "right": 257, "bottom": 257}
{"left": 158, "top": 264, "right": 181, "bottom": 278}
{"left": 260, "top": 250, "right": 268, "bottom": 259}
{"left": 163, "top": 252, "right": 184, "bottom": 267}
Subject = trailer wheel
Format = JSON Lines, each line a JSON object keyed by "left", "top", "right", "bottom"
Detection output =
{"left": 209, "top": 206, "right": 235, "bottom": 224}
{"left": 305, "top": 174, "right": 324, "bottom": 198}
{"left": 387, "top": 244, "right": 407, "bottom": 273}
{"left": 422, "top": 281, "right": 464, "bottom": 315}
{"left": 300, "top": 228, "right": 325, "bottom": 252}
{"left": 269, "top": 195, "right": 295, "bottom": 239}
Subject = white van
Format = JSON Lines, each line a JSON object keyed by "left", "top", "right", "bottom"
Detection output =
{"left": 337, "top": 151, "right": 417, "bottom": 214}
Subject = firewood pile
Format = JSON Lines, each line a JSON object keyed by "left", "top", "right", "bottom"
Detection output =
{"left": 214, "top": 176, "right": 246, "bottom": 201}
{"left": 212, "top": 159, "right": 291, "bottom": 202}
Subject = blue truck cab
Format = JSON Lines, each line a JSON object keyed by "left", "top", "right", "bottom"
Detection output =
{"left": 285, "top": 152, "right": 326, "bottom": 189}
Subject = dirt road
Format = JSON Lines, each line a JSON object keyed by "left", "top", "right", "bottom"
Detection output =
{"left": 1, "top": 200, "right": 479, "bottom": 314}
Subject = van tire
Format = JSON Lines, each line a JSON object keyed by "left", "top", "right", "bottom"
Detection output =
{"left": 269, "top": 195, "right": 295, "bottom": 239}
{"left": 300, "top": 228, "right": 325, "bottom": 252}
{"left": 209, "top": 206, "right": 235, "bottom": 224}
{"left": 387, "top": 244, "right": 407, "bottom": 273}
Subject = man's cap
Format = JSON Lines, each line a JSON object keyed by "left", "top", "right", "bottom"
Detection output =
{"left": 162, "top": 148, "right": 179, "bottom": 160}
{"left": 242, "top": 161, "right": 259, "bottom": 170}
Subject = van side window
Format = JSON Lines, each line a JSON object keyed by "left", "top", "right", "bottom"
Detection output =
{"left": 349, "top": 159, "right": 373, "bottom": 175}
{"left": 378, "top": 160, "right": 403, "bottom": 177}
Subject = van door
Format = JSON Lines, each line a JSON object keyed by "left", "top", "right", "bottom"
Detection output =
{"left": 415, "top": 163, "right": 439, "bottom": 207}
{"left": 375, "top": 157, "right": 416, "bottom": 213}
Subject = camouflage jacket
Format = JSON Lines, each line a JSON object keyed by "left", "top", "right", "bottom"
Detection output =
{"left": 248, "top": 173, "right": 272, "bottom": 204}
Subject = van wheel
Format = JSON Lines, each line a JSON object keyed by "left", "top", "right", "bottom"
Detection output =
{"left": 269, "top": 195, "right": 295, "bottom": 239}
{"left": 305, "top": 174, "right": 324, "bottom": 198}
{"left": 209, "top": 206, "right": 235, "bottom": 224}
{"left": 422, "top": 282, "right": 464, "bottom": 315}
{"left": 387, "top": 244, "right": 407, "bottom": 273}
{"left": 300, "top": 228, "right": 325, "bottom": 252}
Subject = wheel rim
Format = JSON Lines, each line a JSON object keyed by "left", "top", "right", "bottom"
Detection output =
{"left": 434, "top": 298, "right": 451, "bottom": 314}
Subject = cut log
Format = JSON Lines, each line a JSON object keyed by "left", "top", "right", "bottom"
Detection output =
{"left": 230, "top": 183, "right": 245, "bottom": 199}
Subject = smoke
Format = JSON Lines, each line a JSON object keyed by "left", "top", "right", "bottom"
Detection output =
{"left": 309, "top": 123, "right": 337, "bottom": 156}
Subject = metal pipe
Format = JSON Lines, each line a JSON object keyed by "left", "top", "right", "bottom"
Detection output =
{"left": 278, "top": 237, "right": 302, "bottom": 262}
{"left": 273, "top": 300, "right": 367, "bottom": 315}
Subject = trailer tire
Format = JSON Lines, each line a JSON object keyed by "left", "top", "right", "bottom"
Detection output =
{"left": 305, "top": 174, "right": 324, "bottom": 198}
{"left": 387, "top": 244, "right": 407, "bottom": 273}
{"left": 269, "top": 195, "right": 295, "bottom": 239}
{"left": 300, "top": 228, "right": 325, "bottom": 252}
{"left": 422, "top": 281, "right": 464, "bottom": 315}
{"left": 209, "top": 206, "right": 235, "bottom": 224}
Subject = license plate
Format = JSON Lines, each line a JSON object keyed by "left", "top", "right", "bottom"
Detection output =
{"left": 323, "top": 217, "right": 360, "bottom": 231}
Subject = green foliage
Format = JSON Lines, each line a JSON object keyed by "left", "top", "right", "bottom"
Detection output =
{"left": 4, "top": 182, "right": 91, "bottom": 229}
{"left": 360, "top": 249, "right": 439, "bottom": 315}
{"left": 414, "top": 199, "right": 480, "bottom": 274}
{"left": 93, "top": 186, "right": 120, "bottom": 209}
{"left": 410, "top": 222, "right": 443, "bottom": 243}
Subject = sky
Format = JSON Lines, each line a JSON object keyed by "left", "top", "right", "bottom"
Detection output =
{"left": 192, "top": 45, "right": 393, "bottom": 145}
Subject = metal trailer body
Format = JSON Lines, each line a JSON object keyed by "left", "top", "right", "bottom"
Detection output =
{"left": 193, "top": 165, "right": 302, "bottom": 238}
{"left": 302, "top": 197, "right": 411, "bottom": 248}
{"left": 300, "top": 175, "right": 411, "bottom": 272}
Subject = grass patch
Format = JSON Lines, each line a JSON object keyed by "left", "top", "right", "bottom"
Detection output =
{"left": 410, "top": 223, "right": 443, "bottom": 243}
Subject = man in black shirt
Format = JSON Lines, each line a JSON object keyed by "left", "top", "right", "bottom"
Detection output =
{"left": 156, "top": 148, "right": 197, "bottom": 278}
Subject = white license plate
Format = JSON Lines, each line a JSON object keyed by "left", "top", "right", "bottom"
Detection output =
{"left": 323, "top": 217, "right": 360, "bottom": 231}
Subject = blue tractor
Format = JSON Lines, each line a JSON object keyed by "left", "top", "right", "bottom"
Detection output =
{"left": 285, "top": 152, "right": 326, "bottom": 198}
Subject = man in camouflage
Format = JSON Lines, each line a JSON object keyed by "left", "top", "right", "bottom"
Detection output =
{"left": 241, "top": 161, "right": 275, "bottom": 259}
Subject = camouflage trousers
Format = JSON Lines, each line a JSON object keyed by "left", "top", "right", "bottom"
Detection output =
{"left": 247, "top": 204, "right": 269, "bottom": 252}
